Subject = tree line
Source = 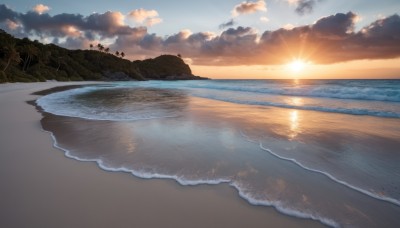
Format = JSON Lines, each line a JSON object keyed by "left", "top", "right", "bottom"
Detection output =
{"left": 0, "top": 29, "right": 195, "bottom": 83}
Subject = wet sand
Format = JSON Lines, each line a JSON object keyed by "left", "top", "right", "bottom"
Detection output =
{"left": 0, "top": 82, "right": 324, "bottom": 228}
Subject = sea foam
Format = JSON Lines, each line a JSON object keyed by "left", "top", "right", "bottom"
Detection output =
{"left": 37, "top": 81, "right": 400, "bottom": 119}
{"left": 44, "top": 128, "right": 339, "bottom": 228}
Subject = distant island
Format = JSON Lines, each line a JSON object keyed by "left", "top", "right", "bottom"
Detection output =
{"left": 0, "top": 29, "right": 207, "bottom": 83}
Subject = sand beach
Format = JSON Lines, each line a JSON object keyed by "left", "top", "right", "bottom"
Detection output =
{"left": 0, "top": 82, "right": 324, "bottom": 228}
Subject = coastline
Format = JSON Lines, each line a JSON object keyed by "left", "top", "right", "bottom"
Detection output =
{"left": 0, "top": 82, "right": 324, "bottom": 228}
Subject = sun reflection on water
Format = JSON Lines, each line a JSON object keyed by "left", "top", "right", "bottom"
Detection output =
{"left": 289, "top": 110, "right": 300, "bottom": 140}
{"left": 291, "top": 97, "right": 304, "bottom": 106}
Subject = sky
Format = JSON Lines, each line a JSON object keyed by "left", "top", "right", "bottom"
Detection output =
{"left": 1, "top": 0, "right": 399, "bottom": 79}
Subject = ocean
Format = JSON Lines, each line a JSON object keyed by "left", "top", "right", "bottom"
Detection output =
{"left": 36, "top": 79, "right": 400, "bottom": 227}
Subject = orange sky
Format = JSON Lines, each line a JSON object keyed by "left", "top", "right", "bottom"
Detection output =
{"left": 1, "top": 2, "right": 399, "bottom": 80}
{"left": 192, "top": 58, "right": 400, "bottom": 79}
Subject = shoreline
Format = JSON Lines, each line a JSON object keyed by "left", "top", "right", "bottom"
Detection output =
{"left": 0, "top": 82, "right": 325, "bottom": 228}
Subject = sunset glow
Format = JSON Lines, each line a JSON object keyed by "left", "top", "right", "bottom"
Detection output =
{"left": 0, "top": 0, "right": 399, "bottom": 79}
{"left": 288, "top": 60, "right": 306, "bottom": 73}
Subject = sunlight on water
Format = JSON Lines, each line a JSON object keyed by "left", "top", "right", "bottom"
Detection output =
{"left": 289, "top": 110, "right": 300, "bottom": 140}
{"left": 36, "top": 80, "right": 400, "bottom": 228}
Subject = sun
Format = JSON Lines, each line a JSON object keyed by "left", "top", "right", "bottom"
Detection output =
{"left": 287, "top": 59, "right": 306, "bottom": 73}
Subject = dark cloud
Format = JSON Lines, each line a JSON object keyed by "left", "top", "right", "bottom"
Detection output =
{"left": 312, "top": 12, "right": 357, "bottom": 39}
{"left": 0, "top": 4, "right": 19, "bottom": 23}
{"left": 219, "top": 19, "right": 236, "bottom": 29}
{"left": 293, "top": 0, "right": 325, "bottom": 16}
{"left": 257, "top": 13, "right": 400, "bottom": 64}
{"left": 1, "top": 4, "right": 399, "bottom": 65}
{"left": 295, "top": 0, "right": 315, "bottom": 15}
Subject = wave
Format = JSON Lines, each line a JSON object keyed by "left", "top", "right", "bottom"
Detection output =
{"left": 44, "top": 127, "right": 338, "bottom": 228}
{"left": 36, "top": 85, "right": 400, "bottom": 120}
{"left": 36, "top": 86, "right": 185, "bottom": 121}
{"left": 258, "top": 143, "right": 400, "bottom": 207}
{"left": 192, "top": 93, "right": 400, "bottom": 118}
{"left": 230, "top": 182, "right": 339, "bottom": 228}
{"left": 181, "top": 82, "right": 400, "bottom": 102}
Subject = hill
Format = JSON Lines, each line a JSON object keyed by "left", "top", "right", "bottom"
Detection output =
{"left": 0, "top": 29, "right": 206, "bottom": 83}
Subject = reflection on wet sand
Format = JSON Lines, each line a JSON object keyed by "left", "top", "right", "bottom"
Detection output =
{"left": 39, "top": 90, "right": 400, "bottom": 228}
{"left": 289, "top": 110, "right": 300, "bottom": 140}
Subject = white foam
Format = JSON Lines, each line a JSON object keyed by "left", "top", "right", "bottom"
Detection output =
{"left": 48, "top": 131, "right": 230, "bottom": 186}
{"left": 229, "top": 182, "right": 339, "bottom": 228}
{"left": 36, "top": 86, "right": 181, "bottom": 121}
{"left": 42, "top": 127, "right": 341, "bottom": 228}
{"left": 258, "top": 142, "right": 400, "bottom": 207}
{"left": 36, "top": 82, "right": 400, "bottom": 120}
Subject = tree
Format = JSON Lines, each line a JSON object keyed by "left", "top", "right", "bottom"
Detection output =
{"left": 97, "top": 43, "right": 104, "bottom": 52}
{"left": 177, "top": 54, "right": 182, "bottom": 58}
{"left": 89, "top": 44, "right": 93, "bottom": 50}
{"left": 56, "top": 57, "right": 63, "bottom": 72}
{"left": 20, "top": 44, "right": 39, "bottom": 72}
{"left": 105, "top": 47, "right": 110, "bottom": 53}
{"left": 121, "top": 52, "right": 125, "bottom": 58}
{"left": 1, "top": 43, "right": 21, "bottom": 73}
{"left": 115, "top": 51, "right": 120, "bottom": 57}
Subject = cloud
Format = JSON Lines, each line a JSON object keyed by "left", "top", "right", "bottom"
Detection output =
{"left": 144, "top": 17, "right": 163, "bottom": 27}
{"left": 312, "top": 12, "right": 357, "bottom": 39}
{"left": 258, "top": 12, "right": 400, "bottom": 64}
{"left": 128, "top": 8, "right": 162, "bottom": 26}
{"left": 0, "top": 4, "right": 19, "bottom": 22}
{"left": 232, "top": 0, "right": 267, "bottom": 17}
{"left": 219, "top": 19, "right": 236, "bottom": 29}
{"left": 128, "top": 8, "right": 158, "bottom": 22}
{"left": 283, "top": 23, "right": 295, "bottom": 30}
{"left": 295, "top": 0, "right": 315, "bottom": 15}
{"left": 286, "top": 0, "right": 323, "bottom": 15}
{"left": 1, "top": 4, "right": 399, "bottom": 66}
{"left": 5, "top": 19, "right": 20, "bottom": 30}
{"left": 32, "top": 4, "right": 50, "bottom": 14}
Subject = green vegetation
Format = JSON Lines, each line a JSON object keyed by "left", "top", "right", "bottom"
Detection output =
{"left": 0, "top": 29, "right": 203, "bottom": 83}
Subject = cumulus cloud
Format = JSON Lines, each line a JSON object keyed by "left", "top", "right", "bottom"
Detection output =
{"left": 0, "top": 4, "right": 19, "bottom": 22}
{"left": 144, "top": 17, "right": 163, "bottom": 26}
{"left": 32, "top": 4, "right": 50, "bottom": 14}
{"left": 1, "top": 4, "right": 399, "bottom": 66}
{"left": 232, "top": 0, "right": 267, "bottom": 17}
{"left": 5, "top": 19, "right": 20, "bottom": 30}
{"left": 128, "top": 9, "right": 158, "bottom": 22}
{"left": 128, "top": 8, "right": 162, "bottom": 26}
{"left": 283, "top": 23, "right": 295, "bottom": 30}
{"left": 312, "top": 12, "right": 358, "bottom": 39}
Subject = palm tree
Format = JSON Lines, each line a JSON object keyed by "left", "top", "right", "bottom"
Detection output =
{"left": 177, "top": 54, "right": 182, "bottom": 58}
{"left": 89, "top": 44, "right": 93, "bottom": 50}
{"left": 21, "top": 44, "right": 39, "bottom": 72}
{"left": 115, "top": 51, "right": 120, "bottom": 57}
{"left": 97, "top": 43, "right": 104, "bottom": 52}
{"left": 1, "top": 43, "right": 20, "bottom": 73}
{"left": 104, "top": 47, "right": 110, "bottom": 54}
{"left": 120, "top": 52, "right": 125, "bottom": 58}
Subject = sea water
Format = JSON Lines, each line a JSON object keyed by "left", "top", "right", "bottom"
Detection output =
{"left": 36, "top": 80, "right": 400, "bottom": 227}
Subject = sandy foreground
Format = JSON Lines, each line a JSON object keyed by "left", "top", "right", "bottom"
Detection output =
{"left": 0, "top": 82, "right": 324, "bottom": 228}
